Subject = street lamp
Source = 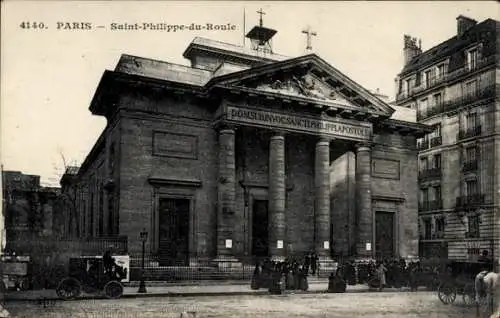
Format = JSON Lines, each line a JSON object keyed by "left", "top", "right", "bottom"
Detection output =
{"left": 138, "top": 228, "right": 148, "bottom": 293}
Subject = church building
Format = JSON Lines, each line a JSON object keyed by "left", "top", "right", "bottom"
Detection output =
{"left": 64, "top": 19, "right": 432, "bottom": 267}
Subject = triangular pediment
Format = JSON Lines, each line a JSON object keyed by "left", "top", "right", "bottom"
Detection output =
{"left": 206, "top": 54, "right": 395, "bottom": 117}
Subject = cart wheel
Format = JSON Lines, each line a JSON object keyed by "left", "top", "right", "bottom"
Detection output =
{"left": 438, "top": 283, "right": 457, "bottom": 304}
{"left": 462, "top": 283, "right": 475, "bottom": 306}
{"left": 56, "top": 277, "right": 81, "bottom": 300}
{"left": 104, "top": 281, "right": 123, "bottom": 299}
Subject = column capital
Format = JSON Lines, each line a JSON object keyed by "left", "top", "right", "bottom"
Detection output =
{"left": 355, "top": 142, "right": 373, "bottom": 152}
{"left": 213, "top": 121, "right": 238, "bottom": 133}
{"left": 316, "top": 137, "right": 333, "bottom": 145}
{"left": 270, "top": 131, "right": 286, "bottom": 140}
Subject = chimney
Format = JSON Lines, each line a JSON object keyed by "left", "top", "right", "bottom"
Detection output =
{"left": 457, "top": 15, "right": 477, "bottom": 38}
{"left": 403, "top": 35, "right": 422, "bottom": 65}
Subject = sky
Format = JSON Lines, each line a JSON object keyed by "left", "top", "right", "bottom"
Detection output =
{"left": 1, "top": 1, "right": 498, "bottom": 187}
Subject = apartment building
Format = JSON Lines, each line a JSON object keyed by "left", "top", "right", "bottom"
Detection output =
{"left": 394, "top": 15, "right": 499, "bottom": 261}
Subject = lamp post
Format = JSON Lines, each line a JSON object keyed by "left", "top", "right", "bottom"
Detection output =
{"left": 239, "top": 171, "right": 251, "bottom": 257}
{"left": 138, "top": 228, "right": 148, "bottom": 293}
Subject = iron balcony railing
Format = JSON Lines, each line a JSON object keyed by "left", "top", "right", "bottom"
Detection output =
{"left": 417, "top": 104, "right": 444, "bottom": 121}
{"left": 455, "top": 194, "right": 485, "bottom": 210}
{"left": 418, "top": 168, "right": 442, "bottom": 181}
{"left": 430, "top": 136, "right": 442, "bottom": 148}
{"left": 444, "top": 84, "right": 497, "bottom": 113}
{"left": 462, "top": 160, "right": 478, "bottom": 172}
{"left": 458, "top": 125, "right": 482, "bottom": 140}
{"left": 419, "top": 200, "right": 443, "bottom": 212}
{"left": 396, "top": 54, "right": 498, "bottom": 102}
{"left": 417, "top": 141, "right": 430, "bottom": 151}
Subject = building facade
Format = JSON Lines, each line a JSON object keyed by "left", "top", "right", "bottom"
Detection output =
{"left": 64, "top": 24, "right": 430, "bottom": 266}
{"left": 1, "top": 170, "right": 60, "bottom": 252}
{"left": 394, "top": 16, "right": 500, "bottom": 262}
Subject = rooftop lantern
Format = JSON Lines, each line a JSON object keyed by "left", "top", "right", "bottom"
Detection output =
{"left": 245, "top": 8, "right": 277, "bottom": 54}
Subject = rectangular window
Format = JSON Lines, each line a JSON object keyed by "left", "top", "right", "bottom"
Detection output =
{"left": 466, "top": 112, "right": 478, "bottom": 130}
{"left": 468, "top": 215, "right": 480, "bottom": 238}
{"left": 433, "top": 124, "right": 441, "bottom": 138}
{"left": 420, "top": 157, "right": 428, "bottom": 171}
{"left": 424, "top": 219, "right": 432, "bottom": 240}
{"left": 465, "top": 80, "right": 478, "bottom": 97}
{"left": 406, "top": 79, "right": 412, "bottom": 94}
{"left": 466, "top": 180, "right": 478, "bottom": 197}
{"left": 465, "top": 146, "right": 477, "bottom": 162}
{"left": 433, "top": 186, "right": 442, "bottom": 202}
{"left": 437, "top": 64, "right": 446, "bottom": 79}
{"left": 435, "top": 217, "right": 445, "bottom": 238}
{"left": 421, "top": 188, "right": 429, "bottom": 203}
{"left": 433, "top": 154, "right": 441, "bottom": 169}
{"left": 468, "top": 48, "right": 479, "bottom": 70}
{"left": 425, "top": 69, "right": 435, "bottom": 87}
{"left": 433, "top": 93, "right": 443, "bottom": 106}
{"left": 419, "top": 98, "right": 428, "bottom": 115}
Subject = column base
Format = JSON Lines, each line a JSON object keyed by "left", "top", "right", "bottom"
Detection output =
{"left": 318, "top": 256, "right": 337, "bottom": 275}
{"left": 270, "top": 255, "right": 286, "bottom": 262}
{"left": 212, "top": 255, "right": 243, "bottom": 271}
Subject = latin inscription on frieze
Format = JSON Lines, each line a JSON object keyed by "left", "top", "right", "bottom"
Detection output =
{"left": 225, "top": 105, "right": 372, "bottom": 141}
{"left": 152, "top": 131, "right": 198, "bottom": 160}
{"left": 372, "top": 158, "right": 400, "bottom": 180}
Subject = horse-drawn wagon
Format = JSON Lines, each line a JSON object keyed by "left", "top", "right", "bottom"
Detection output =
{"left": 437, "top": 260, "right": 493, "bottom": 306}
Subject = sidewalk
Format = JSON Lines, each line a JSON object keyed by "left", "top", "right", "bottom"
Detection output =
{"left": 2, "top": 281, "right": 425, "bottom": 302}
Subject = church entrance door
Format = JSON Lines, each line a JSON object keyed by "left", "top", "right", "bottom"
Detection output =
{"left": 252, "top": 200, "right": 269, "bottom": 258}
{"left": 158, "top": 198, "right": 190, "bottom": 266}
{"left": 375, "top": 211, "right": 395, "bottom": 260}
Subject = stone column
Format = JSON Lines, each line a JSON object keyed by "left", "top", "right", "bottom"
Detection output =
{"left": 216, "top": 128, "right": 237, "bottom": 260}
{"left": 268, "top": 132, "right": 286, "bottom": 261}
{"left": 355, "top": 143, "right": 374, "bottom": 259}
{"left": 314, "top": 138, "right": 331, "bottom": 257}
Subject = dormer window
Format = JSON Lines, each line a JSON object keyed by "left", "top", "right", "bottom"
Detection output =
{"left": 425, "top": 69, "right": 435, "bottom": 87}
{"left": 467, "top": 47, "right": 480, "bottom": 71}
{"left": 437, "top": 64, "right": 446, "bottom": 79}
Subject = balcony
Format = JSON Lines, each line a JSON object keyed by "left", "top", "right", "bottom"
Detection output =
{"left": 430, "top": 136, "right": 442, "bottom": 148}
{"left": 458, "top": 125, "right": 482, "bottom": 140}
{"left": 417, "top": 141, "right": 430, "bottom": 151}
{"left": 462, "top": 160, "right": 478, "bottom": 172}
{"left": 455, "top": 194, "right": 485, "bottom": 210}
{"left": 444, "top": 84, "right": 497, "bottom": 112}
{"left": 419, "top": 200, "right": 443, "bottom": 212}
{"left": 396, "top": 55, "right": 498, "bottom": 103}
{"left": 447, "top": 55, "right": 498, "bottom": 80}
{"left": 417, "top": 104, "right": 444, "bottom": 121}
{"left": 418, "top": 168, "right": 442, "bottom": 181}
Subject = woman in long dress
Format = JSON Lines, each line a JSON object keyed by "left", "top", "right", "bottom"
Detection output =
{"left": 377, "top": 261, "right": 388, "bottom": 292}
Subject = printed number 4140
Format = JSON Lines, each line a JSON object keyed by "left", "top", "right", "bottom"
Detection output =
{"left": 20, "top": 22, "right": 47, "bottom": 29}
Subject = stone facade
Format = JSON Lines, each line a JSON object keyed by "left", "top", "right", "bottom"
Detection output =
{"left": 2, "top": 171, "right": 60, "bottom": 251}
{"left": 65, "top": 28, "right": 430, "bottom": 265}
{"left": 394, "top": 15, "right": 499, "bottom": 263}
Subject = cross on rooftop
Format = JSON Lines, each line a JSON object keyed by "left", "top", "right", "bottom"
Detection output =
{"left": 257, "top": 8, "right": 266, "bottom": 27}
{"left": 302, "top": 26, "right": 317, "bottom": 51}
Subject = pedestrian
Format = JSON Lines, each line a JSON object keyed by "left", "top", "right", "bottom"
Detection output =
{"left": 311, "top": 253, "right": 318, "bottom": 276}
{"left": 304, "top": 253, "right": 311, "bottom": 275}
{"left": 376, "top": 261, "right": 387, "bottom": 292}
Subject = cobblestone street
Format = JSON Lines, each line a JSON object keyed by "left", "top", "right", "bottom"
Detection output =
{"left": 4, "top": 291, "right": 479, "bottom": 318}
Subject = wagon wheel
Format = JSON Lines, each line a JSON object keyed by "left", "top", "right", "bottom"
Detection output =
{"left": 462, "top": 283, "right": 476, "bottom": 306}
{"left": 438, "top": 282, "right": 457, "bottom": 304}
{"left": 56, "top": 277, "right": 82, "bottom": 300}
{"left": 104, "top": 280, "right": 124, "bottom": 299}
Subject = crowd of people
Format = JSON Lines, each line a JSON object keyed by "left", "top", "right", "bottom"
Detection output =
{"left": 251, "top": 252, "right": 322, "bottom": 291}
{"left": 338, "top": 257, "right": 434, "bottom": 291}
